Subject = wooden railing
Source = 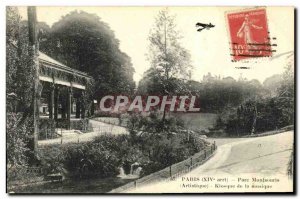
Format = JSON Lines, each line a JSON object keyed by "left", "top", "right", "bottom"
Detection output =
{"left": 109, "top": 142, "right": 217, "bottom": 193}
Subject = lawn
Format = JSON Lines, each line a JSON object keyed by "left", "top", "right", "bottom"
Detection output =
{"left": 171, "top": 112, "right": 217, "bottom": 132}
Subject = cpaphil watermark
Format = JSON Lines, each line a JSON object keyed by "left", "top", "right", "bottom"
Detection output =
{"left": 98, "top": 95, "right": 200, "bottom": 113}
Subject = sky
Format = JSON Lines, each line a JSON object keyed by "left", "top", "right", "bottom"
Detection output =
{"left": 17, "top": 6, "right": 294, "bottom": 84}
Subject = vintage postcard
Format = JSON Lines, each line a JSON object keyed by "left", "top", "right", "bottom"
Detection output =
{"left": 6, "top": 6, "right": 295, "bottom": 194}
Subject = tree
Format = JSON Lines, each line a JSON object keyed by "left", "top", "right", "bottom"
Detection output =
{"left": 39, "top": 11, "right": 135, "bottom": 101}
{"left": 144, "top": 9, "right": 192, "bottom": 120}
{"left": 214, "top": 56, "right": 295, "bottom": 137}
{"left": 276, "top": 54, "right": 294, "bottom": 126}
{"left": 6, "top": 6, "right": 20, "bottom": 105}
{"left": 263, "top": 74, "right": 283, "bottom": 96}
{"left": 6, "top": 7, "right": 35, "bottom": 167}
{"left": 7, "top": 8, "right": 36, "bottom": 115}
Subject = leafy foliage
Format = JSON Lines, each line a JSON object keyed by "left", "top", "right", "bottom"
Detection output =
{"left": 147, "top": 9, "right": 191, "bottom": 81}
{"left": 139, "top": 73, "right": 266, "bottom": 114}
{"left": 125, "top": 112, "right": 206, "bottom": 175}
{"left": 6, "top": 7, "right": 20, "bottom": 98}
{"left": 38, "top": 11, "right": 135, "bottom": 100}
{"left": 39, "top": 113, "right": 207, "bottom": 179}
{"left": 213, "top": 57, "right": 294, "bottom": 136}
{"left": 188, "top": 74, "right": 266, "bottom": 113}
{"left": 141, "top": 9, "right": 192, "bottom": 120}
{"left": 62, "top": 141, "right": 120, "bottom": 178}
{"left": 7, "top": 7, "right": 36, "bottom": 169}
{"left": 127, "top": 112, "right": 184, "bottom": 135}
{"left": 7, "top": 113, "right": 33, "bottom": 167}
{"left": 7, "top": 8, "right": 35, "bottom": 113}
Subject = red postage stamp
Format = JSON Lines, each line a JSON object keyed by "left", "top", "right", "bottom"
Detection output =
{"left": 226, "top": 8, "right": 273, "bottom": 61}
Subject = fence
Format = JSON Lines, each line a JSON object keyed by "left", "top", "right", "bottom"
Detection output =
{"left": 109, "top": 142, "right": 217, "bottom": 193}
{"left": 39, "top": 118, "right": 93, "bottom": 140}
{"left": 242, "top": 125, "right": 294, "bottom": 138}
{"left": 7, "top": 166, "right": 43, "bottom": 181}
{"left": 93, "top": 125, "right": 115, "bottom": 134}
{"left": 92, "top": 116, "right": 128, "bottom": 127}
{"left": 38, "top": 124, "right": 123, "bottom": 146}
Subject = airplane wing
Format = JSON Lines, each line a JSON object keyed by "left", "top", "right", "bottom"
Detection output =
{"left": 196, "top": 22, "right": 206, "bottom": 27}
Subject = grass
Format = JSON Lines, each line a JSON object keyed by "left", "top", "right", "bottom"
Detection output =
{"left": 92, "top": 113, "right": 217, "bottom": 133}
{"left": 171, "top": 113, "right": 217, "bottom": 132}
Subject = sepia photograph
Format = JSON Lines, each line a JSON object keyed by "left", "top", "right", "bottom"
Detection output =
{"left": 5, "top": 6, "right": 295, "bottom": 194}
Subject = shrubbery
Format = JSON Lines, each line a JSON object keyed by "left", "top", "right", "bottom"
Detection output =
{"left": 212, "top": 59, "right": 294, "bottom": 137}
{"left": 7, "top": 113, "right": 33, "bottom": 168}
{"left": 38, "top": 113, "right": 208, "bottom": 179}
{"left": 7, "top": 113, "right": 37, "bottom": 184}
{"left": 59, "top": 134, "right": 206, "bottom": 179}
{"left": 62, "top": 142, "right": 120, "bottom": 178}
{"left": 213, "top": 96, "right": 294, "bottom": 137}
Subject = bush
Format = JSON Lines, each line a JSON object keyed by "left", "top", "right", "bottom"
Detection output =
{"left": 37, "top": 144, "right": 65, "bottom": 176}
{"left": 62, "top": 142, "right": 120, "bottom": 178}
{"left": 214, "top": 96, "right": 294, "bottom": 137}
{"left": 127, "top": 112, "right": 184, "bottom": 135}
{"left": 139, "top": 132, "right": 207, "bottom": 175}
{"left": 7, "top": 113, "right": 32, "bottom": 168}
{"left": 37, "top": 113, "right": 208, "bottom": 179}
{"left": 39, "top": 133, "right": 207, "bottom": 179}
{"left": 7, "top": 113, "right": 39, "bottom": 185}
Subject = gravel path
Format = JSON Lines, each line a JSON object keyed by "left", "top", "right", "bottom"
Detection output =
{"left": 38, "top": 119, "right": 128, "bottom": 146}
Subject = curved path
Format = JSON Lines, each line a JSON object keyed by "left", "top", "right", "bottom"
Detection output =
{"left": 127, "top": 131, "right": 294, "bottom": 193}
